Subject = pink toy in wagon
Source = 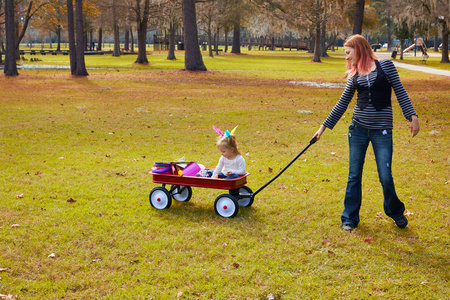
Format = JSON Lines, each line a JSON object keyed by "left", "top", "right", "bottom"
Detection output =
{"left": 149, "top": 125, "right": 317, "bottom": 218}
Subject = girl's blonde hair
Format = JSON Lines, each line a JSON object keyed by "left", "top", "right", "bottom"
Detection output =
{"left": 217, "top": 135, "right": 240, "bottom": 155}
{"left": 344, "top": 34, "right": 378, "bottom": 77}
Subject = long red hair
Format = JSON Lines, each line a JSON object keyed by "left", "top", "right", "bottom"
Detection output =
{"left": 344, "top": 34, "right": 378, "bottom": 77}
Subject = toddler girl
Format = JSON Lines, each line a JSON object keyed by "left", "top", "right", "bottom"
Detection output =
{"left": 211, "top": 127, "right": 246, "bottom": 179}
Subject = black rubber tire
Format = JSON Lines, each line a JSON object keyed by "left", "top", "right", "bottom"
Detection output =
{"left": 214, "top": 194, "right": 239, "bottom": 218}
{"left": 149, "top": 187, "right": 172, "bottom": 209}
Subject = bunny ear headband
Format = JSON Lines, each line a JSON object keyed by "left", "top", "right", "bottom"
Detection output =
{"left": 213, "top": 125, "right": 238, "bottom": 138}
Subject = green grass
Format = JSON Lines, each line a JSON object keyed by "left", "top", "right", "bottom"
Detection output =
{"left": 1, "top": 52, "right": 449, "bottom": 299}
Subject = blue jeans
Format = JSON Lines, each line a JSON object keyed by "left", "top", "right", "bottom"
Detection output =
{"left": 341, "top": 123, "right": 405, "bottom": 226}
{"left": 206, "top": 171, "right": 239, "bottom": 179}
{"left": 218, "top": 173, "right": 240, "bottom": 179}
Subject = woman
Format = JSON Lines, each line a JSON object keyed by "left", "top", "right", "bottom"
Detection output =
{"left": 313, "top": 34, "right": 420, "bottom": 231}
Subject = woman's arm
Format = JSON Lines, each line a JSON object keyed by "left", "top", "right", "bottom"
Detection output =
{"left": 322, "top": 76, "right": 356, "bottom": 130}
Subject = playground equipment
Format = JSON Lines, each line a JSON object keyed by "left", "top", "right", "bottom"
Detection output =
{"left": 402, "top": 36, "right": 428, "bottom": 56}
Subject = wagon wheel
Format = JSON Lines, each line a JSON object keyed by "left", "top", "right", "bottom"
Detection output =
{"left": 170, "top": 185, "right": 192, "bottom": 202}
{"left": 214, "top": 194, "right": 239, "bottom": 218}
{"left": 149, "top": 187, "right": 172, "bottom": 209}
{"left": 233, "top": 186, "right": 254, "bottom": 207}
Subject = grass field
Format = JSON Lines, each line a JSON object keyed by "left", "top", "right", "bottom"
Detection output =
{"left": 1, "top": 50, "right": 449, "bottom": 299}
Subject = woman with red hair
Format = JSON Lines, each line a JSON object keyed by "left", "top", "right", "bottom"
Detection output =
{"left": 313, "top": 34, "right": 420, "bottom": 231}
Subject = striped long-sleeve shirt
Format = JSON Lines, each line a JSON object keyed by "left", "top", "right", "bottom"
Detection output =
{"left": 323, "top": 58, "right": 417, "bottom": 130}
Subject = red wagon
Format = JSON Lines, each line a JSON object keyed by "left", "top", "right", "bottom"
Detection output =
{"left": 149, "top": 137, "right": 316, "bottom": 218}
{"left": 150, "top": 172, "right": 253, "bottom": 218}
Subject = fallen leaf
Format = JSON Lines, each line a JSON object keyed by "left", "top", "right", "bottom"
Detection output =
{"left": 0, "top": 268, "right": 9, "bottom": 272}
{"left": 48, "top": 253, "right": 55, "bottom": 258}
{"left": 176, "top": 291, "right": 183, "bottom": 298}
{"left": 10, "top": 224, "right": 19, "bottom": 228}
{"left": 323, "top": 238, "right": 331, "bottom": 246}
{"left": 67, "top": 198, "right": 76, "bottom": 203}
{"left": 405, "top": 210, "right": 414, "bottom": 217}
{"left": 328, "top": 250, "right": 335, "bottom": 255}
{"left": 0, "top": 294, "right": 17, "bottom": 300}
{"left": 15, "top": 194, "right": 24, "bottom": 199}
{"left": 232, "top": 262, "right": 240, "bottom": 268}
{"left": 420, "top": 280, "right": 428, "bottom": 285}
{"left": 376, "top": 212, "right": 384, "bottom": 219}
{"left": 364, "top": 236, "right": 374, "bottom": 244}
{"left": 268, "top": 167, "right": 273, "bottom": 173}
{"left": 35, "top": 171, "right": 42, "bottom": 176}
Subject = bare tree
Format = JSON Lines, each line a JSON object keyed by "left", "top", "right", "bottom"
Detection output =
{"left": 161, "top": 0, "right": 182, "bottom": 60}
{"left": 4, "top": 0, "right": 18, "bottom": 76}
{"left": 15, "top": 1, "right": 50, "bottom": 59}
{"left": 67, "top": 0, "right": 77, "bottom": 74}
{"left": 183, "top": 0, "right": 206, "bottom": 70}
{"left": 75, "top": 0, "right": 88, "bottom": 75}
{"left": 353, "top": 0, "right": 365, "bottom": 34}
{"left": 133, "top": 0, "right": 150, "bottom": 63}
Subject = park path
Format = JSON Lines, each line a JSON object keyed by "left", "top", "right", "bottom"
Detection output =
{"left": 392, "top": 61, "right": 450, "bottom": 77}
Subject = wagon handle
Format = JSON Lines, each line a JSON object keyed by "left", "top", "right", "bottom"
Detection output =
{"left": 251, "top": 137, "right": 317, "bottom": 200}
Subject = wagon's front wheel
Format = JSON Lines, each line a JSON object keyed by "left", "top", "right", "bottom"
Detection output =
{"left": 170, "top": 185, "right": 192, "bottom": 202}
{"left": 214, "top": 194, "right": 239, "bottom": 218}
{"left": 149, "top": 187, "right": 172, "bottom": 209}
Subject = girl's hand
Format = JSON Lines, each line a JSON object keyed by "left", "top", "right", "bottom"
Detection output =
{"left": 410, "top": 116, "right": 420, "bottom": 137}
{"left": 226, "top": 171, "right": 232, "bottom": 176}
{"left": 313, "top": 125, "right": 326, "bottom": 141}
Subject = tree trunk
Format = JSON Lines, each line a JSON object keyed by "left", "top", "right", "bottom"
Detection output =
{"left": 112, "top": 0, "right": 121, "bottom": 57}
{"left": 135, "top": 0, "right": 149, "bottom": 64}
{"left": 98, "top": 27, "right": 103, "bottom": 51}
{"left": 124, "top": 30, "right": 130, "bottom": 51}
{"left": 130, "top": 26, "right": 134, "bottom": 53}
{"left": 56, "top": 25, "right": 61, "bottom": 51}
{"left": 434, "top": 28, "right": 438, "bottom": 52}
{"left": 182, "top": 0, "right": 207, "bottom": 71}
{"left": 89, "top": 29, "right": 93, "bottom": 51}
{"left": 167, "top": 20, "right": 176, "bottom": 60}
{"left": 0, "top": 41, "right": 3, "bottom": 64}
{"left": 312, "top": 0, "right": 321, "bottom": 62}
{"left": 214, "top": 26, "right": 219, "bottom": 56}
{"left": 4, "top": 0, "right": 18, "bottom": 76}
{"left": 113, "top": 23, "right": 121, "bottom": 56}
{"left": 231, "top": 15, "right": 241, "bottom": 54}
{"left": 67, "top": 0, "right": 76, "bottom": 74}
{"left": 400, "top": 39, "right": 404, "bottom": 60}
{"left": 208, "top": 17, "right": 213, "bottom": 57}
{"left": 75, "top": 0, "right": 88, "bottom": 76}
{"left": 353, "top": 0, "right": 365, "bottom": 35}
{"left": 441, "top": 21, "right": 449, "bottom": 63}
{"left": 224, "top": 30, "right": 229, "bottom": 53}
{"left": 320, "top": 19, "right": 328, "bottom": 57}
{"left": 84, "top": 32, "right": 88, "bottom": 51}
